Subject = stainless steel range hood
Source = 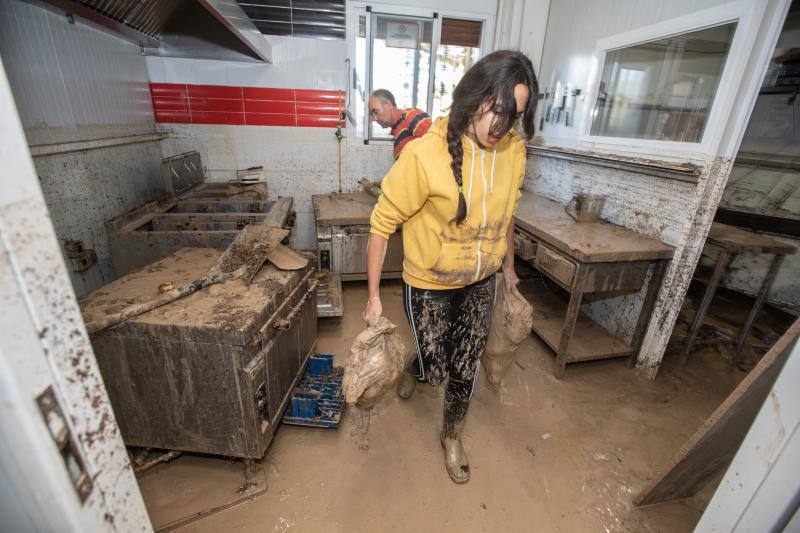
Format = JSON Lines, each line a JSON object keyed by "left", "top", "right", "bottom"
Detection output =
{"left": 28, "top": 0, "right": 271, "bottom": 63}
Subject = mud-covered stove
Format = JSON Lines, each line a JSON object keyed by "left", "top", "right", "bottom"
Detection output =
{"left": 311, "top": 192, "right": 403, "bottom": 317}
{"left": 79, "top": 247, "right": 317, "bottom": 459}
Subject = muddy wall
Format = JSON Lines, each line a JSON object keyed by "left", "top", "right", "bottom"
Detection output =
{"left": 0, "top": 2, "right": 164, "bottom": 295}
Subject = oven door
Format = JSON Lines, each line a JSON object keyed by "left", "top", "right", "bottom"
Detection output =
{"left": 336, "top": 225, "right": 403, "bottom": 276}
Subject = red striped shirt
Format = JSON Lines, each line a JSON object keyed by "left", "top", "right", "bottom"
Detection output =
{"left": 391, "top": 108, "right": 432, "bottom": 159}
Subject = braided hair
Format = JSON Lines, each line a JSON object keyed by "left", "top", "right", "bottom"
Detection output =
{"left": 447, "top": 50, "right": 539, "bottom": 225}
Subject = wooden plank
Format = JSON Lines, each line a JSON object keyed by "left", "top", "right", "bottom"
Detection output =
{"left": 634, "top": 319, "right": 800, "bottom": 506}
{"left": 528, "top": 288, "right": 634, "bottom": 363}
{"left": 312, "top": 192, "right": 377, "bottom": 226}
{"left": 514, "top": 193, "right": 675, "bottom": 263}
{"left": 707, "top": 222, "right": 797, "bottom": 255}
{"left": 262, "top": 196, "right": 294, "bottom": 228}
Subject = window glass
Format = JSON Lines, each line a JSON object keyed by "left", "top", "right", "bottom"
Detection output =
{"left": 369, "top": 15, "right": 432, "bottom": 139}
{"left": 432, "top": 18, "right": 482, "bottom": 119}
{"left": 591, "top": 22, "right": 737, "bottom": 143}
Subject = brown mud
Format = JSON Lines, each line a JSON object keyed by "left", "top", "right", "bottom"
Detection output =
{"left": 137, "top": 280, "right": 744, "bottom": 533}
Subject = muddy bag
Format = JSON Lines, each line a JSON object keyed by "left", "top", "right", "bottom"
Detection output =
{"left": 482, "top": 275, "right": 534, "bottom": 387}
{"left": 343, "top": 316, "right": 408, "bottom": 409}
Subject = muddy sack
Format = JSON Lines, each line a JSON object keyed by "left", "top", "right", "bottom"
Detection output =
{"left": 343, "top": 316, "right": 408, "bottom": 409}
{"left": 482, "top": 274, "right": 533, "bottom": 387}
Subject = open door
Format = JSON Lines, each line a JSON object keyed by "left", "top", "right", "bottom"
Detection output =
{"left": 0, "top": 56, "right": 151, "bottom": 530}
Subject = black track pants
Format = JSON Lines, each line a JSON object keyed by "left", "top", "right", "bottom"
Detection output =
{"left": 402, "top": 275, "right": 496, "bottom": 425}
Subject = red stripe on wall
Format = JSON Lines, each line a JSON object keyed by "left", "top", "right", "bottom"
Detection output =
{"left": 187, "top": 84, "right": 243, "bottom": 100}
{"left": 150, "top": 83, "right": 188, "bottom": 98}
{"left": 295, "top": 89, "right": 341, "bottom": 103}
{"left": 150, "top": 83, "right": 343, "bottom": 128}
{"left": 244, "top": 100, "right": 295, "bottom": 114}
{"left": 296, "top": 102, "right": 340, "bottom": 115}
{"left": 190, "top": 97, "right": 244, "bottom": 113}
{"left": 245, "top": 113, "right": 297, "bottom": 127}
{"left": 243, "top": 87, "right": 295, "bottom": 101}
{"left": 152, "top": 96, "right": 189, "bottom": 111}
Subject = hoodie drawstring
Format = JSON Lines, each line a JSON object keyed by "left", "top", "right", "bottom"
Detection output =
{"left": 490, "top": 148, "right": 497, "bottom": 194}
{"left": 466, "top": 138, "right": 476, "bottom": 216}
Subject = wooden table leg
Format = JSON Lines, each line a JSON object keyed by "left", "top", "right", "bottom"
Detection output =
{"left": 628, "top": 261, "right": 668, "bottom": 368}
{"left": 554, "top": 265, "right": 589, "bottom": 378}
{"left": 680, "top": 251, "right": 732, "bottom": 366}
{"left": 731, "top": 254, "right": 786, "bottom": 364}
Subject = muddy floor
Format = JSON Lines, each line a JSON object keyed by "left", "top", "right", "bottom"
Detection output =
{"left": 137, "top": 280, "right": 747, "bottom": 533}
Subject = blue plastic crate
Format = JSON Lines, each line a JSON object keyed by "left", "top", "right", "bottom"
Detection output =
{"left": 282, "top": 362, "right": 344, "bottom": 429}
{"left": 307, "top": 353, "right": 334, "bottom": 376}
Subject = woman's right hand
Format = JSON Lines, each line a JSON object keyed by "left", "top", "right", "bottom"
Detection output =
{"left": 363, "top": 296, "right": 382, "bottom": 324}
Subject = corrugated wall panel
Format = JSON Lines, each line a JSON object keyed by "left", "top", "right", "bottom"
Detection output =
{"left": 0, "top": 1, "right": 164, "bottom": 295}
{"left": 0, "top": 1, "right": 155, "bottom": 145}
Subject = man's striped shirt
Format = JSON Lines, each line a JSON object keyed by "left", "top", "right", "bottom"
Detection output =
{"left": 391, "top": 108, "right": 432, "bottom": 160}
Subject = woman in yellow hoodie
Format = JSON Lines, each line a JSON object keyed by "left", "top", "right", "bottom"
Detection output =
{"left": 364, "top": 50, "right": 538, "bottom": 484}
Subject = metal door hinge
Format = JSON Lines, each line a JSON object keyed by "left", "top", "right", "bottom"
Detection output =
{"left": 37, "top": 386, "right": 93, "bottom": 503}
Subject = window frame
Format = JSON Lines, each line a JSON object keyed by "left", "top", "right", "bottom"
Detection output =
{"left": 579, "top": 0, "right": 762, "bottom": 157}
{"left": 346, "top": 1, "right": 495, "bottom": 144}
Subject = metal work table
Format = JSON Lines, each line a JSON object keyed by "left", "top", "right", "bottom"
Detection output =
{"left": 514, "top": 192, "right": 675, "bottom": 377}
{"left": 311, "top": 192, "right": 403, "bottom": 317}
{"left": 680, "top": 222, "right": 797, "bottom": 365}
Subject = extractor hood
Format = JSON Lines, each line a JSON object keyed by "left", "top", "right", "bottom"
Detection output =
{"left": 29, "top": 0, "right": 272, "bottom": 63}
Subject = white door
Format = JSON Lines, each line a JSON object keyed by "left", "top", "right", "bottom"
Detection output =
{"left": 0, "top": 55, "right": 151, "bottom": 531}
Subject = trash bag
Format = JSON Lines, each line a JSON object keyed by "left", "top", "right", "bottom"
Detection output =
{"left": 343, "top": 316, "right": 408, "bottom": 409}
{"left": 482, "top": 274, "right": 534, "bottom": 388}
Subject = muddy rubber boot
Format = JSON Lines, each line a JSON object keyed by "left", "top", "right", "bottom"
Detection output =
{"left": 397, "top": 368, "right": 416, "bottom": 399}
{"left": 440, "top": 398, "right": 470, "bottom": 484}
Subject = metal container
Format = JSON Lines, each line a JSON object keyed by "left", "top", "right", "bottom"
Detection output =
{"left": 106, "top": 196, "right": 293, "bottom": 276}
{"left": 564, "top": 193, "right": 606, "bottom": 223}
{"left": 79, "top": 248, "right": 318, "bottom": 459}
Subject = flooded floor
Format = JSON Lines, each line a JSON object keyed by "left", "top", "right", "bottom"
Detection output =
{"left": 137, "top": 280, "right": 747, "bottom": 533}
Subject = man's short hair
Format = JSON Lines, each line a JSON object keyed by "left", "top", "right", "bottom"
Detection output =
{"left": 370, "top": 89, "right": 396, "bottom": 107}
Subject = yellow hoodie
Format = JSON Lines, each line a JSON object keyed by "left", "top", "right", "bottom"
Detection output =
{"left": 370, "top": 117, "right": 527, "bottom": 290}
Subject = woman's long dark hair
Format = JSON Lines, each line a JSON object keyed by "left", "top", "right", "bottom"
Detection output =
{"left": 447, "top": 50, "right": 539, "bottom": 225}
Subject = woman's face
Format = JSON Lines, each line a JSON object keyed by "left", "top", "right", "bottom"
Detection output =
{"left": 468, "top": 83, "right": 530, "bottom": 149}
